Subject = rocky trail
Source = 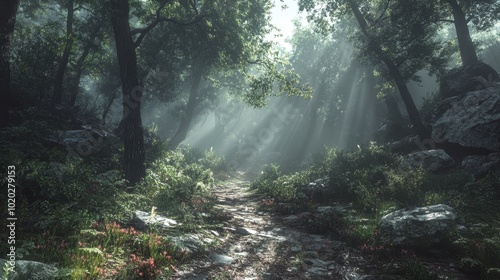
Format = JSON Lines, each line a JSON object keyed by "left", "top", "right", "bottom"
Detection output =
{"left": 172, "top": 175, "right": 376, "bottom": 280}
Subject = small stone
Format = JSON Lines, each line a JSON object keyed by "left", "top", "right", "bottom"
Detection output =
{"left": 236, "top": 227, "right": 258, "bottom": 235}
{"left": 307, "top": 267, "right": 328, "bottom": 276}
{"left": 290, "top": 246, "right": 301, "bottom": 252}
{"left": 210, "top": 253, "right": 236, "bottom": 265}
{"left": 304, "top": 258, "right": 332, "bottom": 268}
{"left": 283, "top": 215, "right": 299, "bottom": 225}
{"left": 262, "top": 272, "right": 279, "bottom": 280}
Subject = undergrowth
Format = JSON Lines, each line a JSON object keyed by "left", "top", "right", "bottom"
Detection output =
{"left": 251, "top": 143, "right": 500, "bottom": 279}
{"left": 0, "top": 111, "right": 229, "bottom": 279}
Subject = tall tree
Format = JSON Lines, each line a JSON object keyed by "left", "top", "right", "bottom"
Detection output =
{"left": 109, "top": 0, "right": 146, "bottom": 184}
{"left": 166, "top": 0, "right": 275, "bottom": 149}
{"left": 298, "top": 0, "right": 449, "bottom": 140}
{"left": 169, "top": 0, "right": 309, "bottom": 149}
{"left": 52, "top": 0, "right": 75, "bottom": 105}
{"left": 109, "top": 0, "right": 204, "bottom": 183}
{"left": 0, "top": 0, "right": 21, "bottom": 128}
{"left": 446, "top": 0, "right": 478, "bottom": 65}
{"left": 404, "top": 0, "right": 500, "bottom": 66}
{"left": 68, "top": 8, "right": 107, "bottom": 106}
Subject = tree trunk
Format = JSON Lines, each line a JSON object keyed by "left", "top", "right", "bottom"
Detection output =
{"left": 0, "top": 0, "right": 20, "bottom": 128}
{"left": 446, "top": 0, "right": 478, "bottom": 66}
{"left": 102, "top": 91, "right": 118, "bottom": 125}
{"left": 52, "top": 0, "right": 75, "bottom": 106}
{"left": 347, "top": 0, "right": 430, "bottom": 140}
{"left": 69, "top": 24, "right": 103, "bottom": 106}
{"left": 383, "top": 91, "right": 403, "bottom": 121}
{"left": 68, "top": 43, "right": 93, "bottom": 106}
{"left": 110, "top": 0, "right": 146, "bottom": 184}
{"left": 167, "top": 68, "right": 203, "bottom": 150}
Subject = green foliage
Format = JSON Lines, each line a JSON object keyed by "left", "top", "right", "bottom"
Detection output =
{"left": 10, "top": 21, "right": 60, "bottom": 104}
{"left": 141, "top": 149, "right": 216, "bottom": 215}
{"left": 419, "top": 92, "right": 442, "bottom": 127}
{"left": 401, "top": 253, "right": 439, "bottom": 280}
{"left": 455, "top": 234, "right": 500, "bottom": 280}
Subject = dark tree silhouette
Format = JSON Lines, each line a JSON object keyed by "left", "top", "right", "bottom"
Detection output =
{"left": 0, "top": 0, "right": 20, "bottom": 128}
{"left": 109, "top": 0, "right": 146, "bottom": 184}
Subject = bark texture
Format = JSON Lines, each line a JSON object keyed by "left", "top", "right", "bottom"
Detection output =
{"left": 446, "top": 0, "right": 478, "bottom": 66}
{"left": 110, "top": 0, "right": 146, "bottom": 184}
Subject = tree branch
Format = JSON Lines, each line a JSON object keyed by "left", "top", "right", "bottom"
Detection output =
{"left": 435, "top": 18, "right": 455, "bottom": 23}
{"left": 130, "top": 0, "right": 205, "bottom": 49}
{"left": 374, "top": 0, "right": 390, "bottom": 23}
{"left": 132, "top": 14, "right": 205, "bottom": 49}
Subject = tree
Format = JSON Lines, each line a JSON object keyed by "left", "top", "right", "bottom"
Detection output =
{"left": 109, "top": 0, "right": 146, "bottom": 184}
{"left": 166, "top": 0, "right": 275, "bottom": 149}
{"left": 400, "top": 0, "right": 500, "bottom": 66}
{"left": 442, "top": 0, "right": 500, "bottom": 66}
{"left": 67, "top": 5, "right": 108, "bottom": 106}
{"left": 52, "top": 0, "right": 75, "bottom": 106}
{"left": 158, "top": 0, "right": 312, "bottom": 150}
{"left": 298, "top": 0, "right": 448, "bottom": 140}
{"left": 109, "top": 0, "right": 204, "bottom": 183}
{"left": 0, "top": 0, "right": 21, "bottom": 128}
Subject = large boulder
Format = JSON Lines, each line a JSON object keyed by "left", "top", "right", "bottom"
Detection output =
{"left": 404, "top": 149, "right": 455, "bottom": 172}
{"left": 0, "top": 259, "right": 58, "bottom": 280}
{"left": 378, "top": 204, "right": 456, "bottom": 247}
{"left": 439, "top": 62, "right": 499, "bottom": 98}
{"left": 432, "top": 86, "right": 500, "bottom": 152}
{"left": 462, "top": 152, "right": 500, "bottom": 178}
{"left": 45, "top": 125, "right": 111, "bottom": 156}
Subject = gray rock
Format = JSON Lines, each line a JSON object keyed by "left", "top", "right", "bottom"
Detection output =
{"left": 439, "top": 62, "right": 499, "bottom": 98}
{"left": 45, "top": 127, "right": 110, "bottom": 154}
{"left": 262, "top": 272, "right": 279, "bottom": 280}
{"left": 316, "top": 205, "right": 346, "bottom": 214}
{"left": 171, "top": 234, "right": 206, "bottom": 254}
{"left": 301, "top": 177, "right": 330, "bottom": 198}
{"left": 378, "top": 204, "right": 456, "bottom": 247}
{"left": 404, "top": 149, "right": 455, "bottom": 172}
{"left": 290, "top": 246, "right": 301, "bottom": 252}
{"left": 210, "top": 253, "right": 235, "bottom": 265}
{"left": 235, "top": 227, "right": 258, "bottom": 235}
{"left": 462, "top": 152, "right": 500, "bottom": 177}
{"left": 283, "top": 215, "right": 299, "bottom": 226}
{"left": 304, "top": 258, "right": 332, "bottom": 268}
{"left": 0, "top": 259, "right": 58, "bottom": 280}
{"left": 432, "top": 87, "right": 500, "bottom": 151}
{"left": 132, "top": 210, "right": 177, "bottom": 230}
{"left": 307, "top": 266, "right": 329, "bottom": 276}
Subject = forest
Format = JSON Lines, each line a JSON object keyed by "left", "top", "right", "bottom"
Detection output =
{"left": 0, "top": 0, "right": 499, "bottom": 279}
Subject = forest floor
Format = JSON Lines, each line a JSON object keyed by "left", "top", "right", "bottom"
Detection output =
{"left": 172, "top": 172, "right": 375, "bottom": 280}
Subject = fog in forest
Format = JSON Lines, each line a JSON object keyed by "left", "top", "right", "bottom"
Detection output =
{"left": 2, "top": 0, "right": 500, "bottom": 278}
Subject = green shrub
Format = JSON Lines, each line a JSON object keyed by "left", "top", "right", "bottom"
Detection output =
{"left": 141, "top": 149, "right": 215, "bottom": 215}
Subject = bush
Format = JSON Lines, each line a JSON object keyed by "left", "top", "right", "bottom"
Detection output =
{"left": 141, "top": 149, "right": 215, "bottom": 215}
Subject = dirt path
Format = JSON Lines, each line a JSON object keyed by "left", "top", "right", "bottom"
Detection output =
{"left": 173, "top": 175, "right": 373, "bottom": 280}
